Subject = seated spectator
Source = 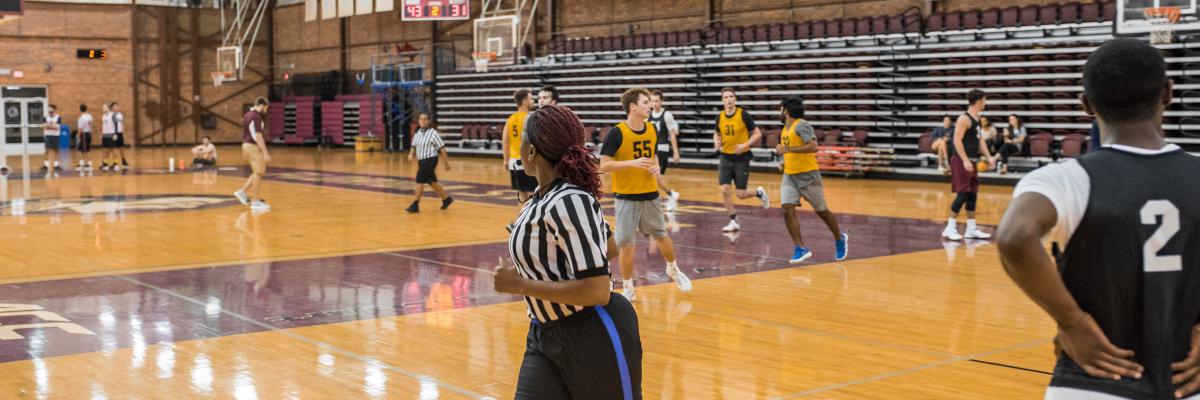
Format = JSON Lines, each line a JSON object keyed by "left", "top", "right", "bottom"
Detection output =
{"left": 931, "top": 115, "right": 953, "bottom": 173}
{"left": 997, "top": 114, "right": 1027, "bottom": 175}
{"left": 980, "top": 116, "right": 1000, "bottom": 158}
{"left": 191, "top": 136, "right": 218, "bottom": 168}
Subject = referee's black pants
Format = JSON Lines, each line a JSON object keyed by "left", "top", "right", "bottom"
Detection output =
{"left": 516, "top": 293, "right": 642, "bottom": 400}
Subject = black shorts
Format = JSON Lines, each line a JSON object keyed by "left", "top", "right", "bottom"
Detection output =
{"left": 77, "top": 132, "right": 92, "bottom": 153}
{"left": 718, "top": 153, "right": 752, "bottom": 190}
{"left": 510, "top": 165, "right": 539, "bottom": 192}
{"left": 516, "top": 293, "right": 642, "bottom": 399}
{"left": 415, "top": 157, "right": 439, "bottom": 184}
{"left": 657, "top": 152, "right": 670, "bottom": 175}
{"left": 102, "top": 133, "right": 125, "bottom": 148}
{"left": 44, "top": 135, "right": 61, "bottom": 150}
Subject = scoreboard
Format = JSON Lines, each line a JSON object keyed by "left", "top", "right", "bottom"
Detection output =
{"left": 401, "top": 0, "right": 469, "bottom": 21}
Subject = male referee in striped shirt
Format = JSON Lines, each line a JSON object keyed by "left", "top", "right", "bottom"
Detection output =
{"left": 406, "top": 114, "right": 453, "bottom": 213}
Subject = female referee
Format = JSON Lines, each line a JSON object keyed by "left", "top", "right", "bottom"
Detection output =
{"left": 493, "top": 105, "right": 642, "bottom": 399}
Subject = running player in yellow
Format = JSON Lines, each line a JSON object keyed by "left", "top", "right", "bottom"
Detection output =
{"left": 776, "top": 96, "right": 848, "bottom": 264}
{"left": 503, "top": 89, "right": 538, "bottom": 203}
{"left": 599, "top": 88, "right": 692, "bottom": 301}
{"left": 715, "top": 87, "right": 770, "bottom": 233}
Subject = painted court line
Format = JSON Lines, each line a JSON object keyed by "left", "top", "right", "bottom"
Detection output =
{"left": 769, "top": 338, "right": 1051, "bottom": 399}
{"left": 113, "top": 274, "right": 495, "bottom": 400}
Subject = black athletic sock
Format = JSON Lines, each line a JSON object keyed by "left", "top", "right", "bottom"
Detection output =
{"left": 730, "top": 214, "right": 738, "bottom": 221}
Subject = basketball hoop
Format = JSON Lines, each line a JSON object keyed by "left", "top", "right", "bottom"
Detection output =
{"left": 1144, "top": 7, "right": 1182, "bottom": 44}
{"left": 472, "top": 51, "right": 496, "bottom": 73}
{"left": 211, "top": 71, "right": 233, "bottom": 87}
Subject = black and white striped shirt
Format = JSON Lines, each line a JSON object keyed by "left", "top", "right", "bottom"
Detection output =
{"left": 412, "top": 128, "right": 444, "bottom": 160}
{"left": 508, "top": 180, "right": 612, "bottom": 323}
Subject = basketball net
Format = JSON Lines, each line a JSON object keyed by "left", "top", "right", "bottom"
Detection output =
{"left": 211, "top": 71, "right": 233, "bottom": 87}
{"left": 472, "top": 51, "right": 496, "bottom": 73}
{"left": 1144, "top": 7, "right": 1181, "bottom": 44}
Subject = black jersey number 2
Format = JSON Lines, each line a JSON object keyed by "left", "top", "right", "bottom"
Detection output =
{"left": 1141, "top": 200, "right": 1182, "bottom": 272}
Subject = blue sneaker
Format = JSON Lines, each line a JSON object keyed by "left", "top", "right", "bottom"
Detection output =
{"left": 789, "top": 246, "right": 812, "bottom": 264}
{"left": 835, "top": 233, "right": 849, "bottom": 261}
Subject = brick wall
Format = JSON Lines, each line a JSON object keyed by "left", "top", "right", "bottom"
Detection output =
{"left": 273, "top": 4, "right": 437, "bottom": 78}
{"left": 0, "top": 2, "right": 270, "bottom": 146}
{"left": 555, "top": 0, "right": 1100, "bottom": 37}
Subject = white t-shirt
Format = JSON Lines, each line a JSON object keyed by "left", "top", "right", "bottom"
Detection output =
{"left": 113, "top": 112, "right": 124, "bottom": 134}
{"left": 102, "top": 112, "right": 115, "bottom": 135}
{"left": 1011, "top": 144, "right": 1182, "bottom": 248}
{"left": 44, "top": 115, "right": 61, "bottom": 137}
{"left": 980, "top": 126, "right": 998, "bottom": 141}
{"left": 78, "top": 113, "right": 93, "bottom": 134}
{"left": 651, "top": 109, "right": 679, "bottom": 132}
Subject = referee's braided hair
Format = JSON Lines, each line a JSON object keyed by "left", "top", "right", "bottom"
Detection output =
{"left": 524, "top": 105, "right": 602, "bottom": 198}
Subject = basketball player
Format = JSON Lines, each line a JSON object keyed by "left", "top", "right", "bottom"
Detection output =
{"left": 75, "top": 104, "right": 93, "bottom": 171}
{"left": 110, "top": 102, "right": 128, "bottom": 169}
{"left": 40, "top": 104, "right": 62, "bottom": 173}
{"left": 493, "top": 104, "right": 641, "bottom": 400}
{"left": 100, "top": 102, "right": 128, "bottom": 171}
{"left": 776, "top": 96, "right": 848, "bottom": 263}
{"left": 538, "top": 86, "right": 559, "bottom": 108}
{"left": 406, "top": 114, "right": 454, "bottom": 213}
{"left": 504, "top": 89, "right": 539, "bottom": 203}
{"left": 648, "top": 89, "right": 681, "bottom": 211}
{"left": 997, "top": 38, "right": 1200, "bottom": 400}
{"left": 942, "top": 89, "right": 995, "bottom": 241}
{"left": 600, "top": 88, "right": 692, "bottom": 301}
{"left": 234, "top": 97, "right": 271, "bottom": 211}
{"left": 715, "top": 87, "right": 769, "bottom": 232}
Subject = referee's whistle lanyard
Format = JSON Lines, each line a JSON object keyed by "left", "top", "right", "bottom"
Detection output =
{"left": 530, "top": 305, "right": 634, "bottom": 400}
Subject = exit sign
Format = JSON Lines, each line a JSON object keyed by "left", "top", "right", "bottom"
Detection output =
{"left": 400, "top": 0, "right": 468, "bottom": 21}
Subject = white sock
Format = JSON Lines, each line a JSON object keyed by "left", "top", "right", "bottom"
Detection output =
{"left": 623, "top": 279, "right": 634, "bottom": 289}
{"left": 666, "top": 261, "right": 678, "bottom": 272}
{"left": 967, "top": 219, "right": 977, "bottom": 232}
{"left": 946, "top": 218, "right": 957, "bottom": 230}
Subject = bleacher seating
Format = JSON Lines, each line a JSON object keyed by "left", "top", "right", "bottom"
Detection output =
{"left": 438, "top": 0, "right": 1200, "bottom": 177}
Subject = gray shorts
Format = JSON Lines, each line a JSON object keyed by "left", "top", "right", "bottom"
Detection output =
{"left": 780, "top": 170, "right": 828, "bottom": 212}
{"left": 614, "top": 198, "right": 667, "bottom": 246}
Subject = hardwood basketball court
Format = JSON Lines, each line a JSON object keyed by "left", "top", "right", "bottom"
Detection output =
{"left": 0, "top": 147, "right": 1055, "bottom": 399}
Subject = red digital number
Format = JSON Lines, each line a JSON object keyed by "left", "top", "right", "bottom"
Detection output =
{"left": 406, "top": 4, "right": 423, "bottom": 18}
{"left": 451, "top": 4, "right": 465, "bottom": 16}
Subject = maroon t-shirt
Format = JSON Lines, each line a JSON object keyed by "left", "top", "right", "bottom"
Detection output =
{"left": 242, "top": 110, "right": 264, "bottom": 144}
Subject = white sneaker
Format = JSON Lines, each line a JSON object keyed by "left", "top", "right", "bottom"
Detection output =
{"left": 756, "top": 186, "right": 770, "bottom": 209}
{"left": 234, "top": 190, "right": 249, "bottom": 206}
{"left": 942, "top": 227, "right": 963, "bottom": 241}
{"left": 665, "top": 190, "right": 680, "bottom": 211}
{"left": 722, "top": 219, "right": 741, "bottom": 232}
{"left": 965, "top": 228, "right": 992, "bottom": 240}
{"left": 251, "top": 200, "right": 271, "bottom": 211}
{"left": 622, "top": 285, "right": 636, "bottom": 301}
{"left": 666, "top": 264, "right": 693, "bottom": 292}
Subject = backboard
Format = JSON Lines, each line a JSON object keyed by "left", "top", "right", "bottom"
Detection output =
{"left": 474, "top": 15, "right": 518, "bottom": 66}
{"left": 214, "top": 46, "right": 241, "bottom": 85}
{"left": 1117, "top": 0, "right": 1200, "bottom": 35}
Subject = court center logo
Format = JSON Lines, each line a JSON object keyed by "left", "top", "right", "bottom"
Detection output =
{"left": 0, "top": 194, "right": 240, "bottom": 216}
